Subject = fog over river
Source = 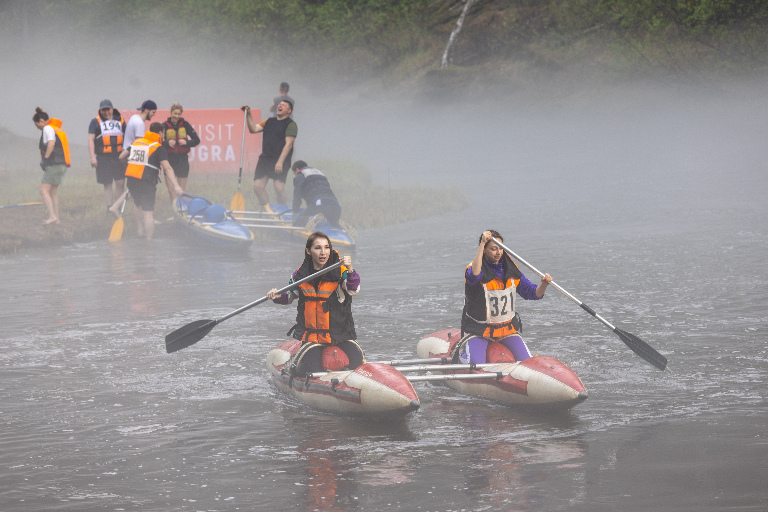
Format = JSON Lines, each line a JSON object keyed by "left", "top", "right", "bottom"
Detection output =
{"left": 1, "top": 8, "right": 767, "bottom": 510}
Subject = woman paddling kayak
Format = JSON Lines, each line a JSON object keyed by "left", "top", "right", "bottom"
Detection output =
{"left": 459, "top": 230, "right": 553, "bottom": 364}
{"left": 267, "top": 231, "right": 364, "bottom": 376}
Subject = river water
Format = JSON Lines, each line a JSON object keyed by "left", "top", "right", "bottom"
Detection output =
{"left": 2, "top": 89, "right": 767, "bottom": 511}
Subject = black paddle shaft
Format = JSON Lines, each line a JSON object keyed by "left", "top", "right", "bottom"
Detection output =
{"left": 490, "top": 237, "right": 667, "bottom": 371}
{"left": 165, "top": 260, "right": 344, "bottom": 354}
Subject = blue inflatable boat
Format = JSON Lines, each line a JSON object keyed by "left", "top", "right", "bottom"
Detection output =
{"left": 173, "top": 194, "right": 254, "bottom": 250}
{"left": 263, "top": 203, "right": 356, "bottom": 248}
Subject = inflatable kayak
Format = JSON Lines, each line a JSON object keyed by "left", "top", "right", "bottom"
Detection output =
{"left": 261, "top": 203, "right": 356, "bottom": 248}
{"left": 174, "top": 194, "right": 254, "bottom": 250}
{"left": 266, "top": 339, "right": 420, "bottom": 417}
{"left": 416, "top": 329, "right": 588, "bottom": 410}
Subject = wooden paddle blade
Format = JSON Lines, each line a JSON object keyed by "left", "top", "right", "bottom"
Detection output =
{"left": 230, "top": 192, "right": 245, "bottom": 218}
{"left": 108, "top": 217, "right": 124, "bottom": 242}
{"left": 165, "top": 319, "right": 217, "bottom": 353}
{"left": 616, "top": 329, "right": 667, "bottom": 371}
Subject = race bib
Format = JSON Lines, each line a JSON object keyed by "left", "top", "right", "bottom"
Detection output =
{"left": 100, "top": 119, "right": 123, "bottom": 137}
{"left": 128, "top": 144, "right": 149, "bottom": 166}
{"left": 484, "top": 287, "right": 516, "bottom": 324}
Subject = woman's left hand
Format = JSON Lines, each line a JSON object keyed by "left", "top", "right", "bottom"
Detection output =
{"left": 341, "top": 255, "right": 353, "bottom": 272}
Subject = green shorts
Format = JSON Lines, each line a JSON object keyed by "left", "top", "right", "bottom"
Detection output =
{"left": 42, "top": 164, "right": 67, "bottom": 186}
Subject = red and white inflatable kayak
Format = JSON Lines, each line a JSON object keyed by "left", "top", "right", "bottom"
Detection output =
{"left": 266, "top": 340, "right": 421, "bottom": 417}
{"left": 416, "top": 329, "right": 588, "bottom": 410}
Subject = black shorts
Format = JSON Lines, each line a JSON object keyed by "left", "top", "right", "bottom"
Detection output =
{"left": 167, "top": 153, "right": 190, "bottom": 179}
{"left": 95, "top": 156, "right": 125, "bottom": 184}
{"left": 127, "top": 177, "right": 157, "bottom": 211}
{"left": 253, "top": 155, "right": 290, "bottom": 183}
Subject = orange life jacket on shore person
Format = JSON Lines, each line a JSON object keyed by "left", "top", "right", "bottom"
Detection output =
{"left": 462, "top": 252, "right": 523, "bottom": 339}
{"left": 94, "top": 114, "right": 125, "bottom": 155}
{"left": 125, "top": 131, "right": 162, "bottom": 181}
{"left": 289, "top": 250, "right": 357, "bottom": 344}
{"left": 39, "top": 118, "right": 71, "bottom": 167}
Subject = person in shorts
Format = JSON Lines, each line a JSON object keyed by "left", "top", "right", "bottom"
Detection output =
{"left": 88, "top": 99, "right": 126, "bottom": 210}
{"left": 33, "top": 107, "right": 71, "bottom": 225}
{"left": 241, "top": 99, "right": 297, "bottom": 206}
{"left": 120, "top": 122, "right": 183, "bottom": 241}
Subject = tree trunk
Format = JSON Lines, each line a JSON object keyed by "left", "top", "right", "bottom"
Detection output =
{"left": 440, "top": 0, "right": 477, "bottom": 68}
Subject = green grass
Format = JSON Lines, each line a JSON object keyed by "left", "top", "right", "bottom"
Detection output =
{"left": 0, "top": 159, "right": 468, "bottom": 253}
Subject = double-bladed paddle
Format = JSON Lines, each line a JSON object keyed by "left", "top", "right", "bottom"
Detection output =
{"left": 229, "top": 109, "right": 248, "bottom": 217}
{"left": 165, "top": 260, "right": 343, "bottom": 353}
{"left": 491, "top": 237, "right": 667, "bottom": 371}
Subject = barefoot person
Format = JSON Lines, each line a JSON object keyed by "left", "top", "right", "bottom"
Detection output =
{"left": 266, "top": 232, "right": 363, "bottom": 376}
{"left": 119, "top": 122, "right": 183, "bottom": 240}
{"left": 33, "top": 107, "right": 71, "bottom": 225}
{"left": 88, "top": 99, "right": 126, "bottom": 211}
{"left": 459, "top": 230, "right": 553, "bottom": 364}
{"left": 241, "top": 100, "right": 297, "bottom": 207}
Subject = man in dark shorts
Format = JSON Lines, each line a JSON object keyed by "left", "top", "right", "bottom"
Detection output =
{"left": 119, "top": 122, "right": 183, "bottom": 241}
{"left": 290, "top": 160, "right": 342, "bottom": 228}
{"left": 241, "top": 100, "right": 297, "bottom": 206}
{"left": 88, "top": 99, "right": 126, "bottom": 210}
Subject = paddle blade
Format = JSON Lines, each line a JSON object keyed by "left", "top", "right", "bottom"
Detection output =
{"left": 165, "top": 319, "right": 217, "bottom": 353}
{"left": 108, "top": 217, "right": 124, "bottom": 242}
{"left": 230, "top": 192, "right": 245, "bottom": 218}
{"left": 616, "top": 329, "right": 667, "bottom": 371}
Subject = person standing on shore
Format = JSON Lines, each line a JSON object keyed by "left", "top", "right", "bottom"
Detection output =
{"left": 162, "top": 102, "right": 200, "bottom": 200}
{"left": 269, "top": 82, "right": 294, "bottom": 118}
{"left": 88, "top": 99, "right": 126, "bottom": 211}
{"left": 120, "top": 122, "right": 183, "bottom": 240}
{"left": 241, "top": 100, "right": 297, "bottom": 207}
{"left": 33, "top": 107, "right": 71, "bottom": 225}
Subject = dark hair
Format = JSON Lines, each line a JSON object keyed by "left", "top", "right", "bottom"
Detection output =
{"left": 305, "top": 231, "right": 333, "bottom": 267}
{"left": 33, "top": 107, "right": 49, "bottom": 123}
{"left": 292, "top": 160, "right": 308, "bottom": 172}
{"left": 280, "top": 82, "right": 289, "bottom": 91}
{"left": 480, "top": 230, "right": 503, "bottom": 247}
{"left": 148, "top": 122, "right": 164, "bottom": 134}
{"left": 280, "top": 99, "right": 293, "bottom": 111}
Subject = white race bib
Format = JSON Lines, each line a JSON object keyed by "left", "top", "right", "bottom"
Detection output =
{"left": 99, "top": 119, "right": 123, "bottom": 138}
{"left": 484, "top": 286, "right": 516, "bottom": 324}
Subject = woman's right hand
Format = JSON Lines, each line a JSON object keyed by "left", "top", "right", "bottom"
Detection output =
{"left": 267, "top": 288, "right": 279, "bottom": 300}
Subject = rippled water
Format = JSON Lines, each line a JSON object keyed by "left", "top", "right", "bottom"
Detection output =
{"left": 2, "top": 93, "right": 767, "bottom": 511}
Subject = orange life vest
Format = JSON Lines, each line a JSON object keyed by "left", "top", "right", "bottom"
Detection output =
{"left": 40, "top": 118, "right": 71, "bottom": 167}
{"left": 291, "top": 251, "right": 357, "bottom": 344}
{"left": 125, "top": 131, "right": 162, "bottom": 181}
{"left": 462, "top": 253, "right": 523, "bottom": 339}
{"left": 94, "top": 114, "right": 124, "bottom": 154}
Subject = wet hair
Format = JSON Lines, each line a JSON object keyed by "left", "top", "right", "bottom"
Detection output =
{"left": 170, "top": 102, "right": 183, "bottom": 113}
{"left": 480, "top": 230, "right": 503, "bottom": 248}
{"left": 32, "top": 107, "right": 49, "bottom": 123}
{"left": 305, "top": 231, "right": 333, "bottom": 267}
{"left": 148, "top": 122, "right": 164, "bottom": 134}
{"left": 280, "top": 99, "right": 293, "bottom": 111}
{"left": 292, "top": 160, "right": 308, "bottom": 172}
{"left": 280, "top": 82, "right": 289, "bottom": 92}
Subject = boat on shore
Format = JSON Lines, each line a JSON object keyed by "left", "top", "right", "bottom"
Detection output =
{"left": 174, "top": 194, "right": 254, "bottom": 250}
{"left": 416, "top": 329, "right": 588, "bottom": 410}
{"left": 234, "top": 203, "right": 355, "bottom": 248}
{"left": 266, "top": 339, "right": 420, "bottom": 417}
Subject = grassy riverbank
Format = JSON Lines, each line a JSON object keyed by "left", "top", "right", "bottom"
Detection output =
{"left": 0, "top": 159, "right": 468, "bottom": 256}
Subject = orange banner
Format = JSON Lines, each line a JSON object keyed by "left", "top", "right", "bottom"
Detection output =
{"left": 119, "top": 108, "right": 262, "bottom": 174}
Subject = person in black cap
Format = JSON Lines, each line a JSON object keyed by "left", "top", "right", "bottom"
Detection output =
{"left": 109, "top": 100, "right": 157, "bottom": 216}
{"left": 290, "top": 160, "right": 342, "bottom": 228}
{"left": 88, "top": 99, "right": 127, "bottom": 210}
